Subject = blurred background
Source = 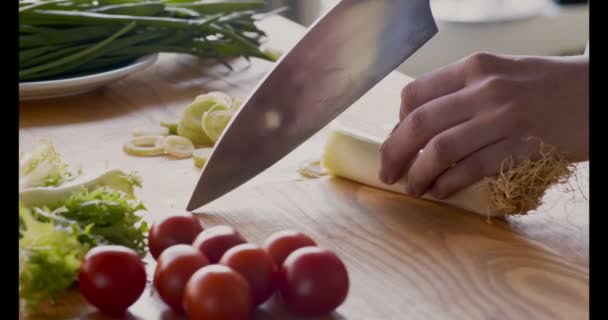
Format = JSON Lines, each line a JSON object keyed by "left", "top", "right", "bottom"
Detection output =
{"left": 263, "top": 0, "right": 589, "bottom": 77}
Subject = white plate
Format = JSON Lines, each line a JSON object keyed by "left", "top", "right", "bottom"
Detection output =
{"left": 19, "top": 54, "right": 158, "bottom": 101}
{"left": 431, "top": 0, "right": 547, "bottom": 24}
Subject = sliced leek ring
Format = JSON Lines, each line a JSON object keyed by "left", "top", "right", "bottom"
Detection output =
{"left": 232, "top": 98, "right": 242, "bottom": 111}
{"left": 193, "top": 148, "right": 213, "bottom": 168}
{"left": 123, "top": 136, "right": 165, "bottom": 156}
{"left": 194, "top": 91, "right": 232, "bottom": 108}
{"left": 132, "top": 125, "right": 169, "bottom": 137}
{"left": 163, "top": 135, "right": 195, "bottom": 158}
{"left": 297, "top": 159, "right": 330, "bottom": 178}
{"left": 160, "top": 118, "right": 179, "bottom": 135}
{"left": 201, "top": 104, "right": 234, "bottom": 143}
{"left": 177, "top": 118, "right": 212, "bottom": 146}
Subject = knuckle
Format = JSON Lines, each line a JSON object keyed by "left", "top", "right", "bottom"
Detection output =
{"left": 466, "top": 51, "right": 498, "bottom": 76}
{"left": 401, "top": 82, "right": 417, "bottom": 113}
{"left": 478, "top": 76, "right": 515, "bottom": 104}
{"left": 406, "top": 109, "right": 427, "bottom": 137}
{"left": 482, "top": 75, "right": 509, "bottom": 91}
{"left": 430, "top": 135, "right": 453, "bottom": 165}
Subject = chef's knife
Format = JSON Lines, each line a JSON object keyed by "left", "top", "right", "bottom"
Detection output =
{"left": 187, "top": 0, "right": 437, "bottom": 211}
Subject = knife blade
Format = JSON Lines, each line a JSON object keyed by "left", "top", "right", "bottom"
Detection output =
{"left": 187, "top": 0, "right": 437, "bottom": 211}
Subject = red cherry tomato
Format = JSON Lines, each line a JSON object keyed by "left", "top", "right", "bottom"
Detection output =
{"left": 192, "top": 225, "right": 246, "bottom": 263}
{"left": 183, "top": 264, "right": 253, "bottom": 320}
{"left": 78, "top": 245, "right": 146, "bottom": 317}
{"left": 220, "top": 243, "right": 278, "bottom": 306}
{"left": 263, "top": 230, "right": 316, "bottom": 266}
{"left": 154, "top": 244, "right": 209, "bottom": 313}
{"left": 279, "top": 247, "right": 349, "bottom": 316}
{"left": 148, "top": 215, "right": 204, "bottom": 260}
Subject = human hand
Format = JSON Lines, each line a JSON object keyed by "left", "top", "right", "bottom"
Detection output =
{"left": 379, "top": 52, "right": 589, "bottom": 199}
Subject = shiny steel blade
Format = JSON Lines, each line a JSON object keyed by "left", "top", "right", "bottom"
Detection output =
{"left": 187, "top": 0, "right": 437, "bottom": 211}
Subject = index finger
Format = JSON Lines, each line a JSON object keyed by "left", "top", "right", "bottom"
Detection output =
{"left": 400, "top": 60, "right": 467, "bottom": 121}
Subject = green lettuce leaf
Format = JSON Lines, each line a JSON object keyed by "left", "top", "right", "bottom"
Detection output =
{"left": 46, "top": 185, "right": 149, "bottom": 255}
{"left": 19, "top": 139, "right": 80, "bottom": 190}
{"left": 19, "top": 202, "right": 89, "bottom": 310}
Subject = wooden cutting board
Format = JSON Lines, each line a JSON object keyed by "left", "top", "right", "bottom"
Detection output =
{"left": 19, "top": 16, "right": 588, "bottom": 320}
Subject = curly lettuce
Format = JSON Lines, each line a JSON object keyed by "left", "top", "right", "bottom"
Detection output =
{"left": 46, "top": 185, "right": 149, "bottom": 255}
{"left": 18, "top": 141, "right": 149, "bottom": 311}
{"left": 19, "top": 202, "right": 89, "bottom": 310}
{"left": 19, "top": 139, "right": 80, "bottom": 191}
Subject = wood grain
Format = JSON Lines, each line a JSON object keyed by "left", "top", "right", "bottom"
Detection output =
{"left": 19, "top": 15, "right": 588, "bottom": 320}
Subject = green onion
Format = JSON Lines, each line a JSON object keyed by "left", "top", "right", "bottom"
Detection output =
{"left": 19, "top": 0, "right": 276, "bottom": 82}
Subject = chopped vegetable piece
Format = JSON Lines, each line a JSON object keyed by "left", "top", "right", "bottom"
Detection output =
{"left": 202, "top": 104, "right": 234, "bottom": 143}
{"left": 19, "top": 139, "right": 79, "bottom": 190}
{"left": 20, "top": 169, "right": 148, "bottom": 256}
{"left": 123, "top": 136, "right": 165, "bottom": 156}
{"left": 133, "top": 125, "right": 169, "bottom": 137}
{"left": 19, "top": 169, "right": 142, "bottom": 208}
{"left": 194, "top": 91, "right": 233, "bottom": 108}
{"left": 193, "top": 148, "right": 213, "bottom": 168}
{"left": 297, "top": 159, "right": 330, "bottom": 178}
{"left": 163, "top": 135, "right": 195, "bottom": 158}
{"left": 177, "top": 121, "right": 212, "bottom": 146}
{"left": 263, "top": 47, "right": 283, "bottom": 61}
{"left": 19, "top": 202, "right": 89, "bottom": 310}
{"left": 178, "top": 92, "right": 232, "bottom": 145}
{"left": 232, "top": 98, "right": 242, "bottom": 110}
{"left": 160, "top": 118, "right": 179, "bottom": 135}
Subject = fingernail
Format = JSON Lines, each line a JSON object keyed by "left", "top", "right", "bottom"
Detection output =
{"left": 379, "top": 139, "right": 388, "bottom": 152}
{"left": 389, "top": 123, "right": 400, "bottom": 135}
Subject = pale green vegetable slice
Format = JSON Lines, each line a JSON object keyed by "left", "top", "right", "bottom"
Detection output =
{"left": 201, "top": 104, "right": 234, "bottom": 143}
{"left": 232, "top": 98, "right": 242, "bottom": 111}
{"left": 19, "top": 139, "right": 79, "bottom": 191}
{"left": 297, "top": 159, "right": 329, "bottom": 178}
{"left": 177, "top": 92, "right": 232, "bottom": 145}
{"left": 177, "top": 119, "right": 212, "bottom": 146}
{"left": 132, "top": 125, "right": 169, "bottom": 137}
{"left": 19, "top": 169, "right": 141, "bottom": 207}
{"left": 193, "top": 148, "right": 213, "bottom": 168}
{"left": 160, "top": 118, "right": 179, "bottom": 135}
{"left": 321, "top": 125, "right": 500, "bottom": 217}
{"left": 194, "top": 91, "right": 232, "bottom": 108}
{"left": 163, "top": 135, "right": 195, "bottom": 158}
{"left": 123, "top": 136, "right": 165, "bottom": 157}
{"left": 263, "top": 47, "right": 283, "bottom": 61}
{"left": 181, "top": 92, "right": 232, "bottom": 130}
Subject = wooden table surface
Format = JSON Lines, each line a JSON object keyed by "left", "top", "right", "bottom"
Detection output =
{"left": 19, "top": 16, "right": 589, "bottom": 320}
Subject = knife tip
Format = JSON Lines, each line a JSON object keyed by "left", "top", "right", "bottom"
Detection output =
{"left": 186, "top": 199, "right": 198, "bottom": 212}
